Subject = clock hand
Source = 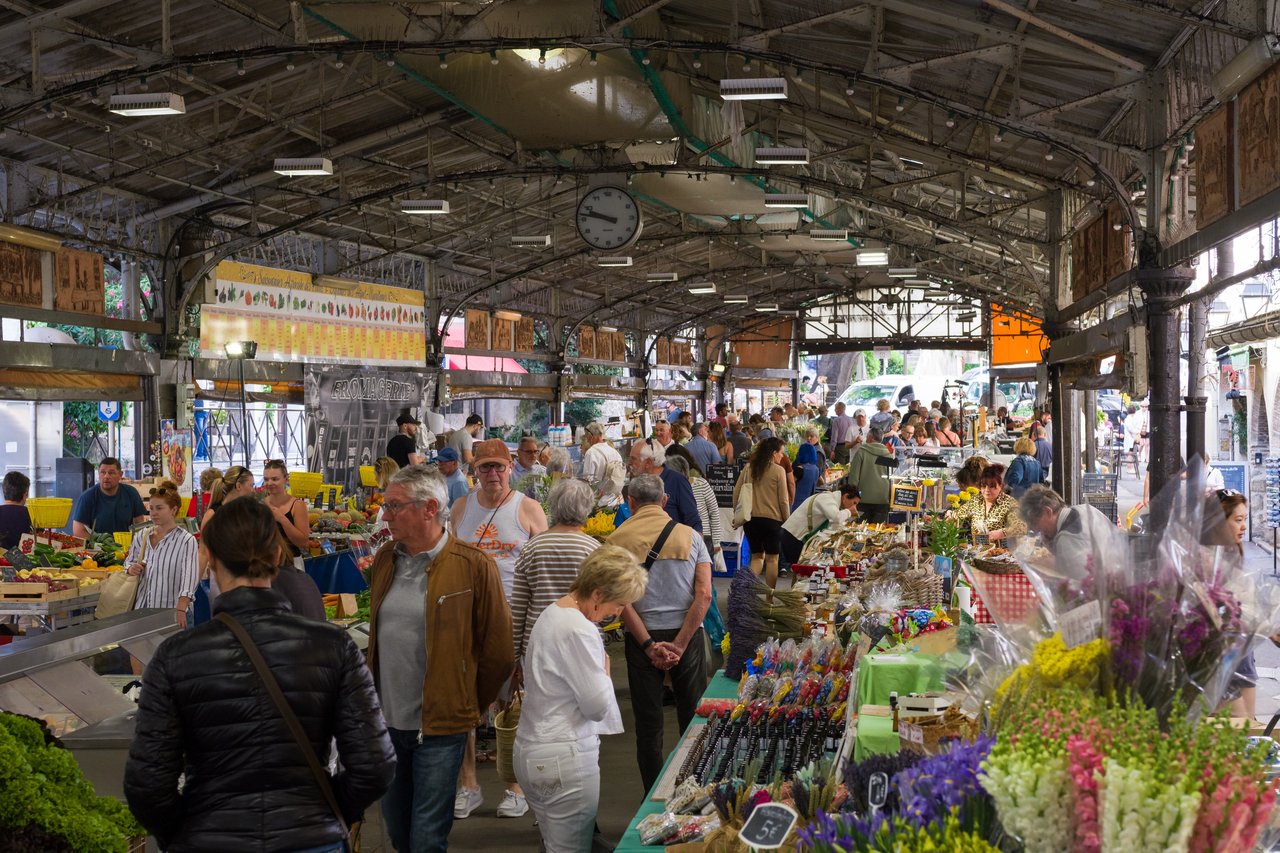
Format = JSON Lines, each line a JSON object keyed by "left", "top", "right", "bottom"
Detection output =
{"left": 583, "top": 210, "right": 619, "bottom": 225}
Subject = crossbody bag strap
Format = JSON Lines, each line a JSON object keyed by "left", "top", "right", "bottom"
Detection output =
{"left": 643, "top": 519, "right": 680, "bottom": 570}
{"left": 214, "top": 612, "right": 349, "bottom": 839}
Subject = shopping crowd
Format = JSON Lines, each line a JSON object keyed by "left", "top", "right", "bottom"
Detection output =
{"left": 111, "top": 395, "right": 1248, "bottom": 853}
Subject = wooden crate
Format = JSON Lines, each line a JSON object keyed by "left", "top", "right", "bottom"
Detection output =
{"left": 60, "top": 567, "right": 113, "bottom": 580}
{"left": 0, "top": 579, "right": 80, "bottom": 602}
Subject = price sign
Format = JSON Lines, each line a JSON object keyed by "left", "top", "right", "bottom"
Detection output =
{"left": 890, "top": 484, "right": 922, "bottom": 512}
{"left": 4, "top": 547, "right": 34, "bottom": 573}
{"left": 705, "top": 463, "right": 741, "bottom": 509}
{"left": 867, "top": 772, "right": 889, "bottom": 815}
{"left": 739, "top": 802, "right": 798, "bottom": 851}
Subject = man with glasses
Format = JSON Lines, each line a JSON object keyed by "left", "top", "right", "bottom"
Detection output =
{"left": 72, "top": 457, "right": 148, "bottom": 539}
{"left": 450, "top": 439, "right": 547, "bottom": 820}
{"left": 366, "top": 464, "right": 514, "bottom": 853}
{"left": 510, "top": 437, "right": 546, "bottom": 498}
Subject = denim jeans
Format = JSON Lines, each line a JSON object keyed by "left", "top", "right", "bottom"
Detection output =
{"left": 382, "top": 728, "right": 469, "bottom": 853}
{"left": 624, "top": 628, "right": 708, "bottom": 792}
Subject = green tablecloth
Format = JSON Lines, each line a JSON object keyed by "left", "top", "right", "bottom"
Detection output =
{"left": 853, "top": 715, "right": 900, "bottom": 761}
{"left": 615, "top": 671, "right": 740, "bottom": 853}
{"left": 855, "top": 652, "right": 944, "bottom": 708}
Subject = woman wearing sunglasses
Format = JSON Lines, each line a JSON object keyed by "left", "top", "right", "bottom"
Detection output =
{"left": 125, "top": 482, "right": 199, "bottom": 629}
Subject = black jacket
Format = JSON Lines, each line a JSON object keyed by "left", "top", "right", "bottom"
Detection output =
{"left": 124, "top": 586, "right": 395, "bottom": 852}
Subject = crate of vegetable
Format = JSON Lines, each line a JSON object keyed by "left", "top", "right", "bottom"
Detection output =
{"left": 0, "top": 575, "right": 80, "bottom": 601}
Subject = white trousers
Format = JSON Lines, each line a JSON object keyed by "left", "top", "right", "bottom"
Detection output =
{"left": 513, "top": 738, "right": 600, "bottom": 853}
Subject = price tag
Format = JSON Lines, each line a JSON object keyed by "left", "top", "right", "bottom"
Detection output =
{"left": 5, "top": 547, "right": 35, "bottom": 572}
{"left": 1060, "top": 601, "right": 1103, "bottom": 649}
{"left": 867, "top": 772, "right": 888, "bottom": 813}
{"left": 739, "top": 801, "right": 798, "bottom": 851}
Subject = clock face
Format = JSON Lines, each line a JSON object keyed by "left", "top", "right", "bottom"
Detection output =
{"left": 576, "top": 186, "right": 642, "bottom": 250}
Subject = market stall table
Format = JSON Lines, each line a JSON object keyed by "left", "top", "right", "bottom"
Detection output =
{"left": 0, "top": 590, "right": 101, "bottom": 633}
{"left": 616, "top": 671, "right": 739, "bottom": 853}
{"left": 852, "top": 651, "right": 944, "bottom": 761}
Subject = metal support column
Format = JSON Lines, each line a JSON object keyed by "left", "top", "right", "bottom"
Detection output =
{"left": 1139, "top": 266, "right": 1195, "bottom": 508}
{"left": 1186, "top": 296, "right": 1209, "bottom": 465}
{"left": 1048, "top": 363, "right": 1079, "bottom": 501}
{"left": 1083, "top": 391, "right": 1097, "bottom": 473}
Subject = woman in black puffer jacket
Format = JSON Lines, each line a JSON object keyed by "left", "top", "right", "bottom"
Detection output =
{"left": 125, "top": 499, "right": 395, "bottom": 853}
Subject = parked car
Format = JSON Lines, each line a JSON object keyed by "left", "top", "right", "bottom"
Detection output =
{"left": 836, "top": 375, "right": 961, "bottom": 411}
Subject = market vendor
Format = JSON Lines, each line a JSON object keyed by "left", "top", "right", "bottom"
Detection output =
{"left": 780, "top": 484, "right": 861, "bottom": 565}
{"left": 948, "top": 463, "right": 1025, "bottom": 543}
{"left": 71, "top": 456, "right": 147, "bottom": 538}
{"left": 1017, "top": 485, "right": 1118, "bottom": 581}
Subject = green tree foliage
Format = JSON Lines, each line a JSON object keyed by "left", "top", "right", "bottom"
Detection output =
{"left": 887, "top": 352, "right": 906, "bottom": 374}
{"left": 863, "top": 351, "right": 881, "bottom": 379}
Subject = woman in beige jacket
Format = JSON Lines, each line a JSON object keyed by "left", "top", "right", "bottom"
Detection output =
{"left": 732, "top": 437, "right": 791, "bottom": 589}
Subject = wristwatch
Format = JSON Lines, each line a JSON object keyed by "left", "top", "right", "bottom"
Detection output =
{"left": 641, "top": 637, "right": 656, "bottom": 652}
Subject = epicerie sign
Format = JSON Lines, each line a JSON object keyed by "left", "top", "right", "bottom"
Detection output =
{"left": 328, "top": 377, "right": 417, "bottom": 402}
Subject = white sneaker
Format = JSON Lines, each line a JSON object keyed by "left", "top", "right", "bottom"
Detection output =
{"left": 454, "top": 787, "right": 483, "bottom": 819}
{"left": 496, "top": 790, "right": 529, "bottom": 818}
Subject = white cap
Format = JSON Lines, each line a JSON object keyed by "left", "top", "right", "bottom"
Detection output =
{"left": 854, "top": 408, "right": 866, "bottom": 417}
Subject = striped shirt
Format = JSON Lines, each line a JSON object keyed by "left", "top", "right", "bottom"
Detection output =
{"left": 690, "top": 476, "right": 723, "bottom": 549}
{"left": 510, "top": 531, "right": 600, "bottom": 659}
{"left": 126, "top": 525, "right": 199, "bottom": 610}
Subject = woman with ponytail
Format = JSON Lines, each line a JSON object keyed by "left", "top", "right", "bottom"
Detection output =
{"left": 197, "top": 466, "right": 256, "bottom": 618}
{"left": 125, "top": 497, "right": 395, "bottom": 852}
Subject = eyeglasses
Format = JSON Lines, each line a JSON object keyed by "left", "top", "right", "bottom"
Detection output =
{"left": 381, "top": 499, "right": 424, "bottom": 516}
{"left": 477, "top": 463, "right": 508, "bottom": 473}
{"left": 265, "top": 459, "right": 285, "bottom": 467}
{"left": 1217, "top": 488, "right": 1242, "bottom": 498}
{"left": 149, "top": 487, "right": 174, "bottom": 496}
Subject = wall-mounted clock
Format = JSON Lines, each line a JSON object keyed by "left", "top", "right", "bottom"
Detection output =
{"left": 575, "top": 186, "right": 642, "bottom": 250}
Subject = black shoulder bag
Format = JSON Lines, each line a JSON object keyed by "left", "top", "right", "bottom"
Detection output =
{"left": 215, "top": 612, "right": 352, "bottom": 849}
{"left": 643, "top": 520, "right": 680, "bottom": 570}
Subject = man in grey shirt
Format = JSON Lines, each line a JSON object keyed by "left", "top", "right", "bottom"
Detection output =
{"left": 608, "top": 474, "right": 712, "bottom": 792}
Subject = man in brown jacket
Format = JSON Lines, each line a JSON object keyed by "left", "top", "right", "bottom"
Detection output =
{"left": 366, "top": 464, "right": 514, "bottom": 853}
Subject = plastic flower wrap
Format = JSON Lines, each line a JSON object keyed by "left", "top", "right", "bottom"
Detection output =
{"left": 581, "top": 509, "right": 617, "bottom": 542}
{"left": 997, "top": 459, "right": 1280, "bottom": 725}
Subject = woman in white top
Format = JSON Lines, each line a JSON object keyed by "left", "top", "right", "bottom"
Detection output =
{"left": 515, "top": 544, "right": 648, "bottom": 853}
{"left": 125, "top": 483, "right": 199, "bottom": 628}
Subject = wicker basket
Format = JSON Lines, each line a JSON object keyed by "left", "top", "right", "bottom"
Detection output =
{"left": 898, "top": 707, "right": 980, "bottom": 755}
{"left": 494, "top": 691, "right": 523, "bottom": 784}
{"left": 969, "top": 557, "right": 1022, "bottom": 575}
{"left": 901, "top": 567, "right": 945, "bottom": 609}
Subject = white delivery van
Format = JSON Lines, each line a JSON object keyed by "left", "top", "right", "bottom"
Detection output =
{"left": 835, "top": 375, "right": 960, "bottom": 412}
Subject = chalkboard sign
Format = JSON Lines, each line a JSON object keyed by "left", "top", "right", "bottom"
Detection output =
{"left": 738, "top": 801, "right": 798, "bottom": 850}
{"left": 706, "top": 463, "right": 742, "bottom": 508}
{"left": 1216, "top": 462, "right": 1247, "bottom": 496}
{"left": 890, "top": 484, "right": 922, "bottom": 512}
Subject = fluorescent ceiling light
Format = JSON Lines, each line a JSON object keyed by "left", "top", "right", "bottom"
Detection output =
{"left": 711, "top": 363, "right": 726, "bottom": 373}
{"left": 754, "top": 303, "right": 779, "bottom": 312}
{"left": 723, "top": 294, "right": 750, "bottom": 304}
{"left": 900, "top": 157, "right": 925, "bottom": 167}
{"left": 108, "top": 92, "right": 186, "bottom": 116}
{"left": 511, "top": 235, "right": 552, "bottom": 248}
{"left": 809, "top": 228, "right": 848, "bottom": 241}
{"left": 400, "top": 199, "right": 450, "bottom": 214}
{"left": 755, "top": 146, "right": 809, "bottom": 165}
{"left": 493, "top": 309, "right": 522, "bottom": 321}
{"left": 764, "top": 193, "right": 808, "bottom": 208}
{"left": 597, "top": 256, "right": 633, "bottom": 267}
{"left": 273, "top": 157, "right": 333, "bottom": 176}
{"left": 857, "top": 250, "right": 889, "bottom": 266}
{"left": 687, "top": 282, "right": 717, "bottom": 295}
{"left": 720, "top": 77, "right": 788, "bottom": 100}
{"left": 598, "top": 325, "right": 619, "bottom": 333}
{"left": 314, "top": 274, "right": 360, "bottom": 290}
{"left": 888, "top": 267, "right": 917, "bottom": 277}
{"left": 646, "top": 272, "right": 679, "bottom": 282}
{"left": 1211, "top": 34, "right": 1280, "bottom": 101}
{"left": 903, "top": 278, "right": 932, "bottom": 286}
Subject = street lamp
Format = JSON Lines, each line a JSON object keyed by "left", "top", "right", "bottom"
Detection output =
{"left": 224, "top": 341, "right": 258, "bottom": 468}
{"left": 1241, "top": 281, "right": 1271, "bottom": 318}
{"left": 1208, "top": 300, "right": 1230, "bottom": 327}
